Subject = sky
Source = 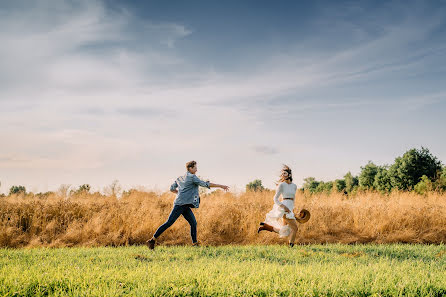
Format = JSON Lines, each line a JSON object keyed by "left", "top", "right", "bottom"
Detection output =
{"left": 1, "top": 0, "right": 446, "bottom": 194}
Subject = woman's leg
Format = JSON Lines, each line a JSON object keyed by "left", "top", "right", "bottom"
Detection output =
{"left": 284, "top": 218, "right": 298, "bottom": 244}
{"left": 258, "top": 222, "right": 280, "bottom": 233}
{"left": 182, "top": 207, "right": 197, "bottom": 243}
{"left": 153, "top": 205, "right": 184, "bottom": 239}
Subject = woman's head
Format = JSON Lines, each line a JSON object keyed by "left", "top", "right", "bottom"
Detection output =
{"left": 186, "top": 160, "right": 197, "bottom": 174}
{"left": 279, "top": 165, "right": 292, "bottom": 183}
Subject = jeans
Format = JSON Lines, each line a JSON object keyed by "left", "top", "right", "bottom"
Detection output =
{"left": 153, "top": 204, "right": 197, "bottom": 243}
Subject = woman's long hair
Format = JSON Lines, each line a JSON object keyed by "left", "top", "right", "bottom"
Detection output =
{"left": 277, "top": 165, "right": 293, "bottom": 183}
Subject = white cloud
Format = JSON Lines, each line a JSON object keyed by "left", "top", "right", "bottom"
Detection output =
{"left": 0, "top": 0, "right": 191, "bottom": 100}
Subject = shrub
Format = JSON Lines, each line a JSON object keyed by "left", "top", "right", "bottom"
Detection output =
{"left": 70, "top": 184, "right": 91, "bottom": 196}
{"left": 433, "top": 167, "right": 446, "bottom": 191}
{"left": 414, "top": 175, "right": 433, "bottom": 195}
{"left": 9, "top": 185, "right": 26, "bottom": 195}
{"left": 246, "top": 179, "right": 265, "bottom": 192}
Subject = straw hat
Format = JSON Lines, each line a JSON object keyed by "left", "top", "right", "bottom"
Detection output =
{"left": 295, "top": 209, "right": 310, "bottom": 224}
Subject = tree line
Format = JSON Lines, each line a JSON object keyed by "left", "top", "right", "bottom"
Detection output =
{"left": 245, "top": 147, "right": 445, "bottom": 195}
{"left": 302, "top": 147, "right": 445, "bottom": 195}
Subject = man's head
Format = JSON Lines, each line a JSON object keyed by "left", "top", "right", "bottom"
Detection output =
{"left": 186, "top": 160, "right": 197, "bottom": 174}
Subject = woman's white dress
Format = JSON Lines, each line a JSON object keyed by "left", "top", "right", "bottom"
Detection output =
{"left": 265, "top": 182, "right": 297, "bottom": 237}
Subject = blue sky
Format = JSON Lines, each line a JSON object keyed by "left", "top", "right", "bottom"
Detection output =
{"left": 1, "top": 0, "right": 445, "bottom": 194}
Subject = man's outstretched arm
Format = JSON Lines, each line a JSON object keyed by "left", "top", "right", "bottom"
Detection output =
{"left": 192, "top": 175, "right": 229, "bottom": 191}
{"left": 208, "top": 183, "right": 229, "bottom": 191}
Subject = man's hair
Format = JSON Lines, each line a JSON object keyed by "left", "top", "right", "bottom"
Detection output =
{"left": 186, "top": 160, "right": 197, "bottom": 171}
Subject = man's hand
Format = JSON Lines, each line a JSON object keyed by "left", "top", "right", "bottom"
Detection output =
{"left": 220, "top": 185, "right": 229, "bottom": 192}
{"left": 209, "top": 183, "right": 229, "bottom": 192}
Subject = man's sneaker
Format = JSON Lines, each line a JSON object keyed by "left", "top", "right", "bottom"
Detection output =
{"left": 289, "top": 243, "right": 295, "bottom": 248}
{"left": 146, "top": 239, "right": 155, "bottom": 250}
{"left": 192, "top": 242, "right": 200, "bottom": 247}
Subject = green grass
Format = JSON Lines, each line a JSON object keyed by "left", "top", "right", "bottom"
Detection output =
{"left": 0, "top": 244, "right": 445, "bottom": 296}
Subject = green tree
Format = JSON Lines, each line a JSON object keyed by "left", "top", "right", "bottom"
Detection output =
{"left": 335, "top": 179, "right": 346, "bottom": 192}
{"left": 246, "top": 179, "right": 265, "bottom": 192}
{"left": 9, "top": 185, "right": 26, "bottom": 195}
{"left": 344, "top": 172, "right": 359, "bottom": 194}
{"left": 388, "top": 147, "right": 442, "bottom": 190}
{"left": 359, "top": 161, "right": 379, "bottom": 190}
{"left": 374, "top": 166, "right": 392, "bottom": 193}
{"left": 316, "top": 181, "right": 333, "bottom": 194}
{"left": 302, "top": 177, "right": 320, "bottom": 193}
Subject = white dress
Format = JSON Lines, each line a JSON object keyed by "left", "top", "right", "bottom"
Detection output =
{"left": 264, "top": 182, "right": 297, "bottom": 237}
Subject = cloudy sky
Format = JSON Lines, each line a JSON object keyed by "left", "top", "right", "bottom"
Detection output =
{"left": 1, "top": 0, "right": 446, "bottom": 194}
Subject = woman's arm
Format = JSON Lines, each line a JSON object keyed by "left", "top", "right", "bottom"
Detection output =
{"left": 274, "top": 183, "right": 290, "bottom": 212}
{"left": 273, "top": 183, "right": 283, "bottom": 205}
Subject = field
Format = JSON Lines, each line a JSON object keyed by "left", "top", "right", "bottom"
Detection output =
{"left": 1, "top": 190, "right": 446, "bottom": 247}
{"left": 1, "top": 244, "right": 445, "bottom": 296}
{"left": 1, "top": 190, "right": 446, "bottom": 295}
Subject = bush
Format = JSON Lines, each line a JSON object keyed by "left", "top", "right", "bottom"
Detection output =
{"left": 433, "top": 167, "right": 446, "bottom": 191}
{"left": 35, "top": 192, "right": 54, "bottom": 198}
{"left": 9, "top": 185, "right": 26, "bottom": 195}
{"left": 70, "top": 184, "right": 91, "bottom": 196}
{"left": 414, "top": 175, "right": 433, "bottom": 195}
{"left": 246, "top": 179, "right": 264, "bottom": 192}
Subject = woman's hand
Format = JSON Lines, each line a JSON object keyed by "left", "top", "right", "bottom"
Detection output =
{"left": 280, "top": 204, "right": 290, "bottom": 213}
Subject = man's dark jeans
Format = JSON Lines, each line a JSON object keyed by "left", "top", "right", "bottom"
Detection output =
{"left": 153, "top": 204, "right": 197, "bottom": 243}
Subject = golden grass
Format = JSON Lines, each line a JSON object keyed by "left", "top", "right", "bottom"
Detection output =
{"left": 1, "top": 190, "right": 445, "bottom": 247}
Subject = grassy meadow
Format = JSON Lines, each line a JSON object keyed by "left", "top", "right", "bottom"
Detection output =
{"left": 1, "top": 244, "right": 445, "bottom": 296}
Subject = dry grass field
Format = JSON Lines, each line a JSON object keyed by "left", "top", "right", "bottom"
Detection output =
{"left": 1, "top": 189, "right": 445, "bottom": 248}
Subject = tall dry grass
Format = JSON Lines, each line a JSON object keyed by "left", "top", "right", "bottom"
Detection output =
{"left": 1, "top": 190, "right": 446, "bottom": 247}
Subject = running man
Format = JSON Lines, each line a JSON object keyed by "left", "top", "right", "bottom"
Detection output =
{"left": 147, "top": 160, "right": 229, "bottom": 249}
